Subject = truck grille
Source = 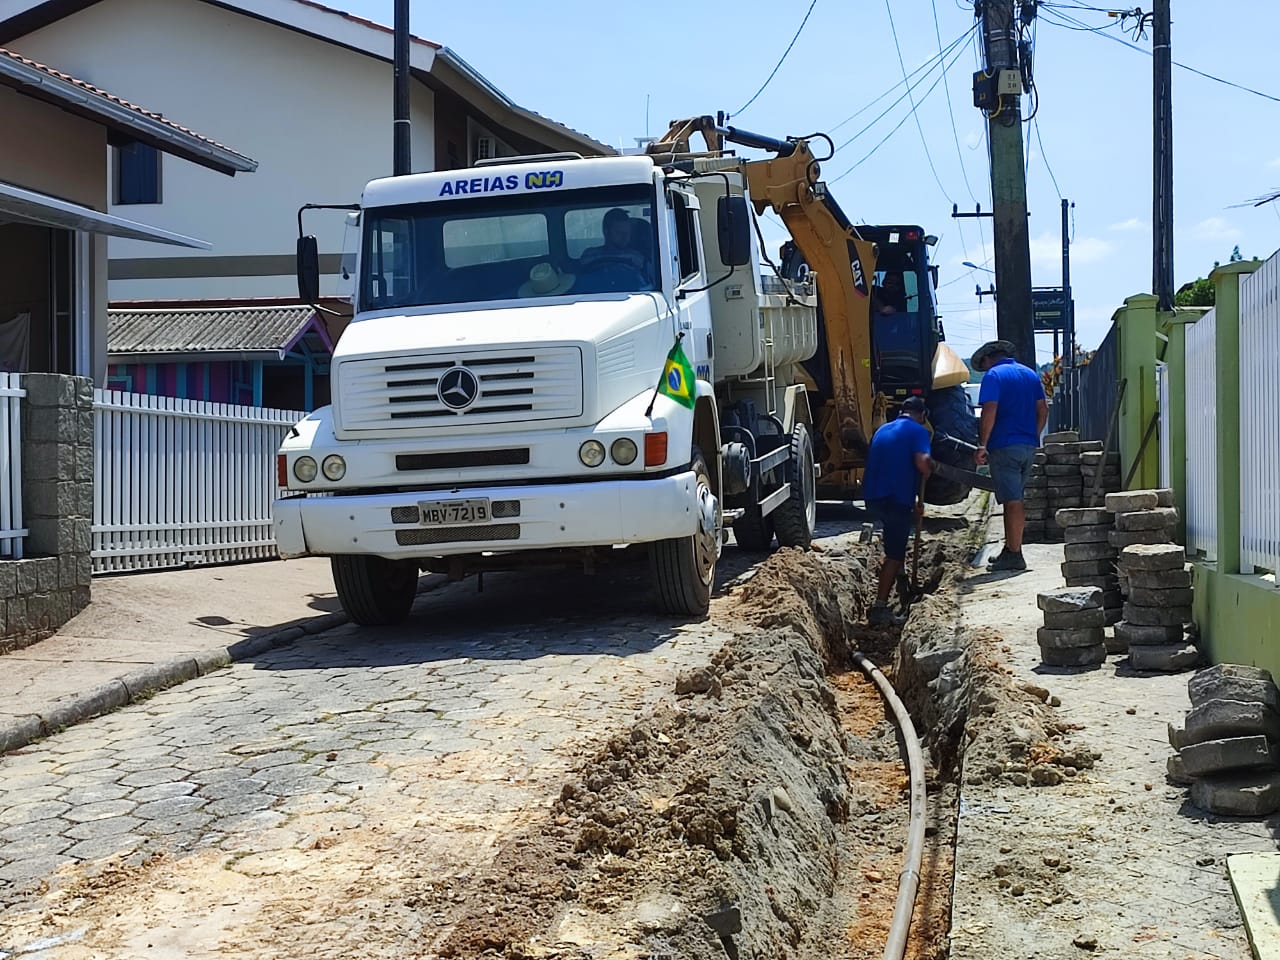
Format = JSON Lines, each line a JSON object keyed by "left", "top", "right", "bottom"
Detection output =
{"left": 395, "top": 524, "right": 520, "bottom": 546}
{"left": 338, "top": 348, "right": 582, "bottom": 432}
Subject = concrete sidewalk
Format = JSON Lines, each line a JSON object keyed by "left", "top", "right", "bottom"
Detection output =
{"left": 0, "top": 558, "right": 346, "bottom": 753}
{"left": 950, "top": 517, "right": 1278, "bottom": 959}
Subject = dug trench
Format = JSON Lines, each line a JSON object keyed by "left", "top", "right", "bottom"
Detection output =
{"left": 432, "top": 518, "right": 1099, "bottom": 960}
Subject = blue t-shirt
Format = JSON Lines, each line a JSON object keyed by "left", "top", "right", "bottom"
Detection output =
{"left": 862, "top": 416, "right": 931, "bottom": 509}
{"left": 978, "top": 358, "right": 1045, "bottom": 449}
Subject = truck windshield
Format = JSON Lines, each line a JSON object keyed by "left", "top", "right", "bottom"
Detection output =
{"left": 360, "top": 184, "right": 660, "bottom": 310}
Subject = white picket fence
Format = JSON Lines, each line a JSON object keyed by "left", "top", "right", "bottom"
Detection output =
{"left": 0, "top": 372, "right": 25, "bottom": 560}
{"left": 1239, "top": 258, "right": 1280, "bottom": 574}
{"left": 1184, "top": 307, "right": 1217, "bottom": 560}
{"left": 93, "top": 391, "right": 304, "bottom": 574}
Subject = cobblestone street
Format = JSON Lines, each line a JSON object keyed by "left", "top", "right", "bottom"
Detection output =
{"left": 0, "top": 552, "right": 750, "bottom": 957}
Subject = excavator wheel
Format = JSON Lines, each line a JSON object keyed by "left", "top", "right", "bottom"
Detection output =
{"left": 772, "top": 425, "right": 817, "bottom": 549}
{"left": 925, "top": 385, "right": 980, "bottom": 505}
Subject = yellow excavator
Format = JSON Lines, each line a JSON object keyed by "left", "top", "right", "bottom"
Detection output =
{"left": 646, "top": 116, "right": 984, "bottom": 506}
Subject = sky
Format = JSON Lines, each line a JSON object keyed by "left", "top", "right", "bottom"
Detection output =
{"left": 341, "top": 0, "right": 1280, "bottom": 365}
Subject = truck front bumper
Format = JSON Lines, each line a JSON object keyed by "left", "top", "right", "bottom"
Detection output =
{"left": 273, "top": 472, "right": 702, "bottom": 560}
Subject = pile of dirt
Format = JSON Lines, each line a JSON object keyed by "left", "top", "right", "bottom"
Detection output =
{"left": 431, "top": 545, "right": 950, "bottom": 960}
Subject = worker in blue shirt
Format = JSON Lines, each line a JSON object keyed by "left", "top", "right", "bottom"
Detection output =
{"left": 971, "top": 340, "right": 1049, "bottom": 571}
{"left": 862, "top": 395, "right": 934, "bottom": 625}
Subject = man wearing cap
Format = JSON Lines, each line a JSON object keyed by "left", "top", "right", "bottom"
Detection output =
{"left": 970, "top": 340, "right": 1048, "bottom": 571}
{"left": 862, "top": 396, "right": 934, "bottom": 625}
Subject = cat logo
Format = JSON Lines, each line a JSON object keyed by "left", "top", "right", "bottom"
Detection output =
{"left": 851, "top": 256, "right": 869, "bottom": 298}
{"left": 525, "top": 170, "right": 564, "bottom": 190}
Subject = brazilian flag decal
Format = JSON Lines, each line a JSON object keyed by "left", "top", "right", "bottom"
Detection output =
{"left": 658, "top": 338, "right": 696, "bottom": 409}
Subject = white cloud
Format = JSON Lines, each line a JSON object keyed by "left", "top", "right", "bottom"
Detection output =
{"left": 1193, "top": 216, "right": 1242, "bottom": 243}
{"left": 1109, "top": 218, "right": 1146, "bottom": 233}
{"left": 1268, "top": 157, "right": 1280, "bottom": 170}
{"left": 1030, "top": 232, "right": 1113, "bottom": 277}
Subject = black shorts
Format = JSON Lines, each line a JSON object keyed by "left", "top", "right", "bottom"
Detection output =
{"left": 867, "top": 498, "right": 913, "bottom": 562}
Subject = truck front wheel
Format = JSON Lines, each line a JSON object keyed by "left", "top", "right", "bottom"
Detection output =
{"left": 651, "top": 447, "right": 719, "bottom": 616}
{"left": 331, "top": 555, "right": 419, "bottom": 626}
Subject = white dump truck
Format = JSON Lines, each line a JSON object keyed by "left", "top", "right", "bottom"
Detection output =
{"left": 277, "top": 149, "right": 820, "bottom": 625}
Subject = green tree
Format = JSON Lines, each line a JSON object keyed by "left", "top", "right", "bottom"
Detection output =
{"left": 1175, "top": 277, "right": 1215, "bottom": 307}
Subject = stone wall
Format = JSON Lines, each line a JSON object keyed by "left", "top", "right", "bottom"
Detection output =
{"left": 0, "top": 373, "right": 93, "bottom": 651}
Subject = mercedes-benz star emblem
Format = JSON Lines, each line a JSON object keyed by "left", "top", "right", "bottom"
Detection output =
{"left": 437, "top": 366, "right": 480, "bottom": 411}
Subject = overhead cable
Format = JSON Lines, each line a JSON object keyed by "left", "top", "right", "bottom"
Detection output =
{"left": 731, "top": 0, "right": 819, "bottom": 118}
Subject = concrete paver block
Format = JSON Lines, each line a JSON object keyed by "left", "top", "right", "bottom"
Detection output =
{"left": 1108, "top": 529, "right": 1173, "bottom": 548}
{"left": 1122, "top": 603, "right": 1193, "bottom": 627}
{"left": 1125, "top": 487, "right": 1175, "bottom": 507}
{"left": 1064, "top": 524, "right": 1113, "bottom": 545}
{"left": 1037, "top": 626, "right": 1106, "bottom": 650}
{"left": 1103, "top": 606, "right": 1122, "bottom": 627}
{"left": 1055, "top": 507, "right": 1110, "bottom": 528}
{"left": 1127, "top": 642, "right": 1201, "bottom": 672}
{"left": 1115, "top": 621, "right": 1186, "bottom": 646}
{"left": 1114, "top": 507, "right": 1179, "bottom": 532}
{"left": 1036, "top": 587, "right": 1102, "bottom": 613}
{"left": 1168, "top": 722, "right": 1188, "bottom": 750}
{"left": 1194, "top": 774, "right": 1280, "bottom": 816}
{"left": 1181, "top": 735, "right": 1278, "bottom": 777}
{"left": 1105, "top": 491, "right": 1160, "bottom": 513}
{"left": 1189, "top": 664, "right": 1279, "bottom": 710}
{"left": 1185, "top": 698, "right": 1280, "bottom": 747}
{"left": 1127, "top": 586, "right": 1194, "bottom": 607}
{"left": 1227, "top": 853, "right": 1280, "bottom": 956}
{"left": 1043, "top": 607, "right": 1106, "bottom": 629}
{"left": 1167, "top": 753, "right": 1194, "bottom": 785}
{"left": 1064, "top": 541, "right": 1119, "bottom": 562}
{"left": 1039, "top": 643, "right": 1107, "bottom": 667}
{"left": 1063, "top": 575, "right": 1118, "bottom": 591}
{"left": 1043, "top": 431, "right": 1080, "bottom": 443}
{"left": 1104, "top": 630, "right": 1127, "bottom": 654}
{"left": 1059, "top": 559, "right": 1114, "bottom": 579}
{"left": 1045, "top": 463, "right": 1081, "bottom": 476}
{"left": 1127, "top": 567, "right": 1192, "bottom": 590}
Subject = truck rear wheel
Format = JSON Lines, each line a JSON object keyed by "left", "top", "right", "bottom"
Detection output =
{"left": 772, "top": 425, "right": 817, "bottom": 549}
{"left": 651, "top": 447, "right": 719, "bottom": 616}
{"left": 331, "top": 555, "right": 419, "bottom": 626}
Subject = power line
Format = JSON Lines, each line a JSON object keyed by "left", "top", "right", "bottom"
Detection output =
{"left": 829, "top": 26, "right": 975, "bottom": 137}
{"left": 885, "top": 0, "right": 956, "bottom": 206}
{"left": 1034, "top": 116, "right": 1064, "bottom": 199}
{"left": 1042, "top": 6, "right": 1280, "bottom": 104}
{"left": 731, "top": 0, "right": 819, "bottom": 118}
{"left": 830, "top": 34, "right": 974, "bottom": 184}
{"left": 931, "top": 0, "right": 980, "bottom": 205}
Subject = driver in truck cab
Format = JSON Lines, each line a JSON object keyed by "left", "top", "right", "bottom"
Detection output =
{"left": 580, "top": 207, "right": 649, "bottom": 276}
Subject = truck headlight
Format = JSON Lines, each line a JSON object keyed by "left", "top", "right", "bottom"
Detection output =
{"left": 293, "top": 456, "right": 318, "bottom": 483}
{"left": 322, "top": 455, "right": 346, "bottom": 481}
{"left": 611, "top": 438, "right": 638, "bottom": 466}
{"left": 579, "top": 440, "right": 606, "bottom": 467}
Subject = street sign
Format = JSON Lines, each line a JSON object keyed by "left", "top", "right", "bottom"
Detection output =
{"left": 1033, "top": 288, "right": 1071, "bottom": 332}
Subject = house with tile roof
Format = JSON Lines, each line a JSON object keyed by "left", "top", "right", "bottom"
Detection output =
{"left": 0, "top": 42, "right": 254, "bottom": 382}
{"left": 0, "top": 0, "right": 612, "bottom": 305}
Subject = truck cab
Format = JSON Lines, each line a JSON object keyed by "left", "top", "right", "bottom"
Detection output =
{"left": 276, "top": 154, "right": 819, "bottom": 626}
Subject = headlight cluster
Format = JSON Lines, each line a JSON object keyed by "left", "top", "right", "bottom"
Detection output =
{"left": 291, "top": 455, "right": 345, "bottom": 484}
{"left": 578, "top": 437, "right": 642, "bottom": 468}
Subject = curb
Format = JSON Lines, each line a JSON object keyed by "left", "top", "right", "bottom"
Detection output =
{"left": 0, "top": 610, "right": 350, "bottom": 755}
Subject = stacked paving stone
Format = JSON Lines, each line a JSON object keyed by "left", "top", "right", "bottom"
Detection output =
{"left": 1081, "top": 449, "right": 1122, "bottom": 506}
{"left": 1055, "top": 506, "right": 1123, "bottom": 642}
{"left": 1168, "top": 664, "right": 1280, "bottom": 817}
{"left": 1023, "top": 451, "right": 1050, "bottom": 544}
{"left": 1036, "top": 585, "right": 1107, "bottom": 667}
{"left": 1114, "top": 538, "right": 1200, "bottom": 671}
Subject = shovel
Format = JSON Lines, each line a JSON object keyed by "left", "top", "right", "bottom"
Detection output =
{"left": 909, "top": 476, "right": 926, "bottom": 598}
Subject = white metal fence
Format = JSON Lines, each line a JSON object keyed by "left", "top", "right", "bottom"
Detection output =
{"left": 1184, "top": 307, "right": 1218, "bottom": 560}
{"left": 93, "top": 391, "right": 304, "bottom": 574}
{"left": 0, "top": 373, "right": 25, "bottom": 560}
{"left": 1239, "top": 258, "right": 1280, "bottom": 574}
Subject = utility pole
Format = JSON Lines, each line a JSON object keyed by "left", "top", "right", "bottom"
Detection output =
{"left": 974, "top": 0, "right": 1035, "bottom": 367}
{"left": 1062, "top": 198, "right": 1075, "bottom": 426}
{"left": 1152, "top": 0, "right": 1174, "bottom": 311}
{"left": 393, "top": 0, "right": 411, "bottom": 176}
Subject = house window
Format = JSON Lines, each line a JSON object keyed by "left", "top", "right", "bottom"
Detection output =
{"left": 115, "top": 141, "right": 162, "bottom": 205}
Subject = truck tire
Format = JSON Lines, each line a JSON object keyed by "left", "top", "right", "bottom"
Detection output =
{"left": 651, "top": 447, "right": 719, "bottom": 616}
{"left": 772, "top": 425, "right": 817, "bottom": 549}
{"left": 925, "top": 384, "right": 979, "bottom": 506}
{"left": 732, "top": 507, "right": 773, "bottom": 552}
{"left": 331, "top": 555, "right": 418, "bottom": 626}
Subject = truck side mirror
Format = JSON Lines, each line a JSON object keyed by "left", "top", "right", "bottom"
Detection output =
{"left": 297, "top": 235, "right": 321, "bottom": 303}
{"left": 717, "top": 196, "right": 751, "bottom": 267}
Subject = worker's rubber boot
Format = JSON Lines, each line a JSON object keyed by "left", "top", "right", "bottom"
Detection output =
{"left": 868, "top": 605, "right": 905, "bottom": 627}
{"left": 988, "top": 549, "right": 1027, "bottom": 572}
